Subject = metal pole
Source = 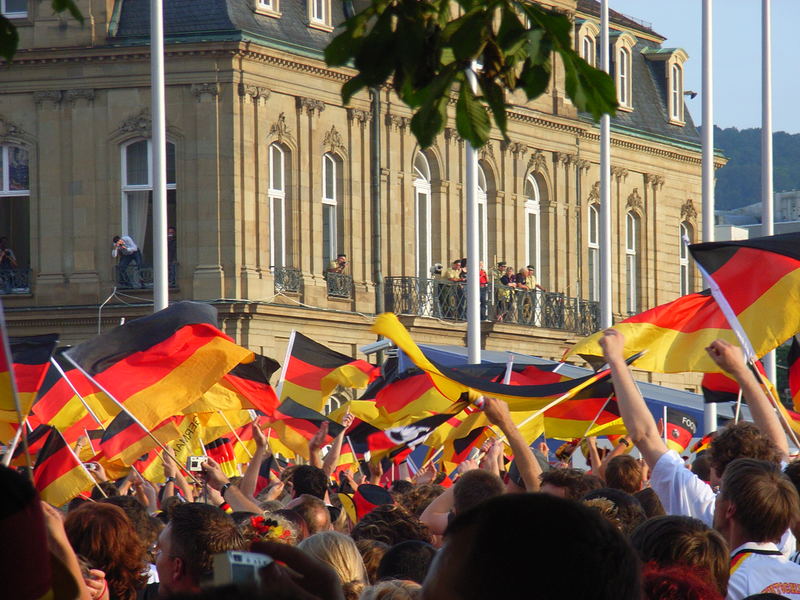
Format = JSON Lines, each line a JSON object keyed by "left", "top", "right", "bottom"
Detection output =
{"left": 761, "top": 0, "right": 776, "bottom": 385}
{"left": 599, "top": 0, "right": 612, "bottom": 329}
{"left": 151, "top": 0, "right": 168, "bottom": 312}
{"left": 465, "top": 67, "right": 481, "bottom": 365}
{"left": 371, "top": 88, "right": 383, "bottom": 316}
{"left": 702, "top": 0, "right": 717, "bottom": 435}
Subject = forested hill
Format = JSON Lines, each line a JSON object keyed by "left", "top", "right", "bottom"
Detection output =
{"left": 705, "top": 126, "right": 800, "bottom": 209}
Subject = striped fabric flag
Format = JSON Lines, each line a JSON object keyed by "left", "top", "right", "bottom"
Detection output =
{"left": 0, "top": 334, "right": 59, "bottom": 426}
{"left": 788, "top": 336, "right": 800, "bottom": 411}
{"left": 364, "top": 407, "right": 466, "bottom": 461}
{"left": 279, "top": 332, "right": 378, "bottom": 412}
{"left": 184, "top": 354, "right": 280, "bottom": 415}
{"left": 690, "top": 432, "right": 714, "bottom": 454}
{"left": 658, "top": 407, "right": 698, "bottom": 454}
{"left": 270, "top": 398, "right": 344, "bottom": 459}
{"left": 99, "top": 412, "right": 184, "bottom": 467}
{"left": 205, "top": 436, "right": 238, "bottom": 477}
{"left": 64, "top": 302, "right": 253, "bottom": 431}
{"left": 10, "top": 423, "right": 51, "bottom": 466}
{"left": 33, "top": 427, "right": 95, "bottom": 507}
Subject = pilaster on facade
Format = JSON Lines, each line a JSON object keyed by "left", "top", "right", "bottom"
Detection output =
{"left": 64, "top": 89, "right": 95, "bottom": 106}
{"left": 346, "top": 108, "right": 371, "bottom": 129}
{"left": 33, "top": 90, "right": 62, "bottom": 108}
{"left": 236, "top": 83, "right": 268, "bottom": 104}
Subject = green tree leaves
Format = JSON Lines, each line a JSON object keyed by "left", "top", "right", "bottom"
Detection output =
{"left": 327, "top": 0, "right": 618, "bottom": 148}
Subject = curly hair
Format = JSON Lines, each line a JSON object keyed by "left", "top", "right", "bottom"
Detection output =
{"left": 397, "top": 484, "right": 445, "bottom": 517}
{"left": 360, "top": 579, "right": 422, "bottom": 600}
{"left": 641, "top": 562, "right": 723, "bottom": 600}
{"left": 355, "top": 538, "right": 389, "bottom": 584}
{"left": 350, "top": 505, "right": 432, "bottom": 545}
{"left": 65, "top": 503, "right": 149, "bottom": 600}
{"left": 708, "top": 422, "right": 782, "bottom": 478}
{"left": 539, "top": 468, "right": 603, "bottom": 500}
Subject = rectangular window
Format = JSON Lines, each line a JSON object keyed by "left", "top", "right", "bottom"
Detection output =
{"left": 626, "top": 213, "right": 638, "bottom": 314}
{"left": 322, "top": 204, "right": 335, "bottom": 268}
{"left": 1, "top": 0, "right": 27, "bottom": 18}
{"left": 309, "top": 0, "right": 330, "bottom": 28}
{"left": 416, "top": 189, "right": 430, "bottom": 279}
{"left": 0, "top": 145, "right": 30, "bottom": 291}
{"left": 587, "top": 205, "right": 599, "bottom": 302}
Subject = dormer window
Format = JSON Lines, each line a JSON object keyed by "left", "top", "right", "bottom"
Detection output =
{"left": 575, "top": 20, "right": 600, "bottom": 68}
{"left": 612, "top": 32, "right": 636, "bottom": 111}
{"left": 308, "top": 0, "right": 333, "bottom": 31}
{"left": 255, "top": 0, "right": 280, "bottom": 18}
{"left": 1, "top": 0, "right": 27, "bottom": 18}
{"left": 643, "top": 47, "right": 688, "bottom": 125}
{"left": 670, "top": 63, "right": 683, "bottom": 122}
{"left": 582, "top": 35, "right": 596, "bottom": 66}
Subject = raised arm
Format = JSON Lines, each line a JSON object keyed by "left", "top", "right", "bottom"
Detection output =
{"left": 483, "top": 397, "right": 540, "bottom": 492}
{"left": 201, "top": 457, "right": 263, "bottom": 513}
{"left": 599, "top": 329, "right": 668, "bottom": 469}
{"left": 705, "top": 339, "right": 789, "bottom": 461}
{"left": 322, "top": 413, "right": 353, "bottom": 477}
{"left": 240, "top": 422, "right": 270, "bottom": 499}
{"left": 308, "top": 422, "right": 328, "bottom": 470}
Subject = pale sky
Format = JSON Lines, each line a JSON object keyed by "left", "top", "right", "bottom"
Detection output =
{"left": 608, "top": 0, "right": 799, "bottom": 134}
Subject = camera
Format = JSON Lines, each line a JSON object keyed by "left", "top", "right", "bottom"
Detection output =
{"left": 212, "top": 551, "right": 273, "bottom": 587}
{"left": 430, "top": 263, "right": 443, "bottom": 275}
{"left": 187, "top": 455, "right": 209, "bottom": 472}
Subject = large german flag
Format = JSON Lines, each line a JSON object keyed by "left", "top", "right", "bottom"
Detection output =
{"left": 373, "top": 313, "right": 614, "bottom": 412}
{"left": 0, "top": 334, "right": 59, "bottom": 426}
{"left": 184, "top": 354, "right": 280, "bottom": 415}
{"left": 33, "top": 427, "right": 95, "bottom": 507}
{"left": 99, "top": 412, "right": 184, "bottom": 467}
{"left": 369, "top": 371, "right": 452, "bottom": 426}
{"left": 279, "top": 332, "right": 378, "bottom": 412}
{"left": 544, "top": 393, "right": 624, "bottom": 439}
{"left": 64, "top": 302, "right": 253, "bottom": 431}
{"left": 788, "top": 336, "right": 800, "bottom": 411}
{"left": 269, "top": 398, "right": 344, "bottom": 459}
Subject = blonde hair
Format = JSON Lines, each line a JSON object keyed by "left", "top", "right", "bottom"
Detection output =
{"left": 298, "top": 531, "right": 369, "bottom": 599}
{"left": 360, "top": 580, "right": 422, "bottom": 600}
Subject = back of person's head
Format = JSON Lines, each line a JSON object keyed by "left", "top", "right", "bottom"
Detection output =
{"left": 298, "top": 531, "right": 369, "bottom": 600}
{"left": 356, "top": 538, "right": 390, "bottom": 584}
{"left": 692, "top": 453, "right": 712, "bottom": 482}
{"left": 361, "top": 579, "right": 422, "bottom": 600}
{"left": 582, "top": 488, "right": 647, "bottom": 536}
{"left": 452, "top": 469, "right": 503, "bottom": 514}
{"left": 398, "top": 484, "right": 445, "bottom": 517}
{"left": 351, "top": 504, "right": 432, "bottom": 546}
{"left": 287, "top": 494, "right": 332, "bottom": 534}
{"left": 605, "top": 455, "right": 644, "bottom": 494}
{"left": 64, "top": 502, "right": 148, "bottom": 600}
{"left": 641, "top": 562, "right": 723, "bottom": 600}
{"left": 709, "top": 422, "right": 782, "bottom": 479}
{"left": 292, "top": 465, "right": 328, "bottom": 499}
{"left": 390, "top": 480, "right": 413, "bottom": 498}
{"left": 91, "top": 480, "right": 119, "bottom": 500}
{"left": 377, "top": 540, "right": 436, "bottom": 584}
{"left": 101, "top": 495, "right": 158, "bottom": 550}
{"left": 423, "top": 493, "right": 640, "bottom": 600}
{"left": 539, "top": 468, "right": 603, "bottom": 500}
{"left": 273, "top": 508, "right": 310, "bottom": 542}
{"left": 720, "top": 458, "right": 800, "bottom": 544}
{"left": 166, "top": 502, "right": 246, "bottom": 587}
{"left": 631, "top": 515, "right": 729, "bottom": 598}
{"left": 634, "top": 488, "right": 666, "bottom": 519}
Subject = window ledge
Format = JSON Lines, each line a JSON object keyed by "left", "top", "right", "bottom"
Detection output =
{"left": 254, "top": 6, "right": 281, "bottom": 18}
{"left": 617, "top": 104, "right": 634, "bottom": 113}
{"left": 668, "top": 117, "right": 685, "bottom": 127}
{"left": 308, "top": 20, "right": 334, "bottom": 32}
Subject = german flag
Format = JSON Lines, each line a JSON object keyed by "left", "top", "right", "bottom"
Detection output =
{"left": 658, "top": 407, "right": 698, "bottom": 453}
{"left": 441, "top": 426, "right": 492, "bottom": 468}
{"left": 255, "top": 455, "right": 280, "bottom": 496}
{"left": 64, "top": 302, "right": 253, "bottom": 431}
{"left": 33, "top": 427, "right": 95, "bottom": 507}
{"left": 370, "top": 371, "right": 452, "bottom": 426}
{"left": 544, "top": 394, "right": 624, "bottom": 439}
{"left": 0, "top": 334, "right": 59, "bottom": 426}
{"left": 788, "top": 336, "right": 800, "bottom": 411}
{"left": 279, "top": 332, "right": 378, "bottom": 412}
{"left": 10, "top": 423, "right": 52, "bottom": 466}
{"left": 99, "top": 412, "right": 184, "bottom": 467}
{"left": 373, "top": 313, "right": 616, "bottom": 412}
{"left": 365, "top": 407, "right": 466, "bottom": 458}
{"left": 690, "top": 432, "right": 714, "bottom": 454}
{"left": 205, "top": 436, "right": 238, "bottom": 477}
{"left": 269, "top": 398, "right": 344, "bottom": 459}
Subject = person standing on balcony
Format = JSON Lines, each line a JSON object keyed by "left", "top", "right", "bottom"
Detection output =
{"left": 112, "top": 234, "right": 142, "bottom": 288}
{"left": 0, "top": 237, "right": 17, "bottom": 294}
{"left": 328, "top": 253, "right": 348, "bottom": 274}
{"left": 524, "top": 265, "right": 546, "bottom": 292}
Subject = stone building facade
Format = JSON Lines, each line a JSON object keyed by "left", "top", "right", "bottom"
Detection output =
{"left": 0, "top": 0, "right": 718, "bottom": 391}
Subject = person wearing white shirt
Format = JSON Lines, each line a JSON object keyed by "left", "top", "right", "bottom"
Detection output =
{"left": 112, "top": 234, "right": 142, "bottom": 288}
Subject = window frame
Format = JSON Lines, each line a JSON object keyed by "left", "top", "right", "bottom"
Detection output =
{"left": 625, "top": 211, "right": 639, "bottom": 314}
{"left": 679, "top": 222, "right": 692, "bottom": 296}
{"left": 321, "top": 152, "right": 341, "bottom": 269}
{"left": 524, "top": 174, "right": 541, "bottom": 279}
{"left": 269, "top": 143, "right": 287, "bottom": 270}
{"left": 476, "top": 164, "right": 489, "bottom": 270}
{"left": 308, "top": 0, "right": 332, "bottom": 31}
{"left": 1, "top": 0, "right": 27, "bottom": 19}
{"left": 587, "top": 203, "right": 600, "bottom": 302}
{"left": 120, "top": 139, "right": 177, "bottom": 238}
{"left": 413, "top": 152, "right": 433, "bottom": 279}
{"left": 612, "top": 32, "right": 636, "bottom": 111}
{"left": 582, "top": 35, "right": 595, "bottom": 67}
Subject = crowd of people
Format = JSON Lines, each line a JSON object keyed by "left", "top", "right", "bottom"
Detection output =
{"left": 4, "top": 331, "right": 800, "bottom": 599}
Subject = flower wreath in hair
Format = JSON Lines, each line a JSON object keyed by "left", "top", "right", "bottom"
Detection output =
{"left": 246, "top": 514, "right": 292, "bottom": 543}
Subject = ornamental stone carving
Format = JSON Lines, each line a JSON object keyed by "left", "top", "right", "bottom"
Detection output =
{"left": 33, "top": 90, "right": 62, "bottom": 106}
{"left": 627, "top": 188, "right": 643, "bottom": 211}
{"left": 576, "top": 159, "right": 591, "bottom": 173}
{"left": 237, "top": 83, "right": 269, "bottom": 103}
{"left": 117, "top": 109, "right": 152, "bottom": 135}
{"left": 346, "top": 108, "right": 371, "bottom": 127}
{"left": 478, "top": 141, "right": 495, "bottom": 162}
{"left": 64, "top": 89, "right": 95, "bottom": 105}
{"left": 443, "top": 127, "right": 461, "bottom": 143}
{"left": 681, "top": 198, "right": 698, "bottom": 222}
{"left": 269, "top": 113, "right": 291, "bottom": 143}
{"left": 527, "top": 150, "right": 547, "bottom": 173}
{"left": 0, "top": 115, "right": 24, "bottom": 139}
{"left": 645, "top": 173, "right": 665, "bottom": 190}
{"left": 588, "top": 181, "right": 599, "bottom": 203}
{"left": 501, "top": 141, "right": 527, "bottom": 158}
{"left": 611, "top": 166, "right": 629, "bottom": 181}
{"left": 323, "top": 125, "right": 345, "bottom": 154}
{"left": 385, "top": 114, "right": 410, "bottom": 131}
{"left": 295, "top": 96, "right": 324, "bottom": 116}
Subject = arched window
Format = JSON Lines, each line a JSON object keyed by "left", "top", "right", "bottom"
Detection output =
{"left": 618, "top": 46, "right": 631, "bottom": 107}
{"left": 477, "top": 164, "right": 488, "bottom": 269}
{"left": 121, "top": 139, "right": 176, "bottom": 265}
{"left": 413, "top": 152, "right": 432, "bottom": 279}
{"left": 625, "top": 211, "right": 640, "bottom": 314}
{"left": 587, "top": 204, "right": 599, "bottom": 302}
{"left": 582, "top": 35, "right": 595, "bottom": 67}
{"left": 671, "top": 63, "right": 683, "bottom": 122}
{"left": 0, "top": 144, "right": 29, "bottom": 292}
{"left": 269, "top": 143, "right": 290, "bottom": 270}
{"left": 524, "top": 174, "right": 541, "bottom": 278}
{"left": 322, "top": 152, "right": 343, "bottom": 270}
{"left": 679, "top": 222, "right": 692, "bottom": 296}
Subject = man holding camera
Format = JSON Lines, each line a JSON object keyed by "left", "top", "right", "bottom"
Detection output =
{"left": 327, "top": 253, "right": 348, "bottom": 274}
{"left": 112, "top": 234, "right": 143, "bottom": 288}
{"left": 0, "top": 236, "right": 17, "bottom": 294}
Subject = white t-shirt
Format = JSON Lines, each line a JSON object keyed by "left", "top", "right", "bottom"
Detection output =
{"left": 112, "top": 235, "right": 138, "bottom": 257}
{"left": 650, "top": 450, "right": 796, "bottom": 556}
{"left": 727, "top": 542, "right": 800, "bottom": 599}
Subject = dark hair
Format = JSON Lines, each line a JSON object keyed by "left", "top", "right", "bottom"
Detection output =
{"left": 101, "top": 495, "right": 161, "bottom": 561}
{"left": 692, "top": 453, "right": 712, "bottom": 482}
{"left": 376, "top": 540, "right": 436, "bottom": 584}
{"left": 355, "top": 539, "right": 389, "bottom": 584}
{"left": 582, "top": 488, "right": 647, "bottom": 536}
{"left": 292, "top": 465, "right": 328, "bottom": 499}
{"left": 65, "top": 503, "right": 149, "bottom": 600}
{"left": 453, "top": 470, "right": 503, "bottom": 514}
{"left": 784, "top": 458, "right": 800, "bottom": 496}
{"left": 168, "top": 503, "right": 246, "bottom": 585}
{"left": 631, "top": 515, "right": 728, "bottom": 597}
{"left": 389, "top": 480, "right": 413, "bottom": 498}
{"left": 112, "top": 235, "right": 121, "bottom": 243}
{"left": 641, "top": 562, "right": 723, "bottom": 600}
{"left": 720, "top": 458, "right": 800, "bottom": 543}
{"left": 351, "top": 505, "right": 431, "bottom": 546}
{"left": 634, "top": 488, "right": 666, "bottom": 518}
{"left": 91, "top": 480, "right": 119, "bottom": 500}
{"left": 440, "top": 494, "right": 641, "bottom": 600}
{"left": 539, "top": 468, "right": 603, "bottom": 500}
{"left": 708, "top": 422, "right": 783, "bottom": 478}
{"left": 605, "top": 455, "right": 643, "bottom": 494}
{"left": 397, "top": 483, "right": 445, "bottom": 517}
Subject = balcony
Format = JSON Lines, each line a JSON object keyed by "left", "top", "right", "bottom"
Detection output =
{"left": 273, "top": 267, "right": 303, "bottom": 294}
{"left": 384, "top": 277, "right": 601, "bottom": 336}
{"left": 113, "top": 263, "right": 178, "bottom": 289}
{"left": 0, "top": 268, "right": 32, "bottom": 295}
{"left": 325, "top": 271, "right": 353, "bottom": 299}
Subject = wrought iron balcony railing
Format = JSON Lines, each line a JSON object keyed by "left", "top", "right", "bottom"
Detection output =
{"left": 384, "top": 277, "right": 601, "bottom": 336}
{"left": 0, "top": 267, "right": 32, "bottom": 295}
{"left": 325, "top": 271, "right": 354, "bottom": 299}
{"left": 114, "top": 263, "right": 178, "bottom": 289}
{"left": 273, "top": 267, "right": 303, "bottom": 294}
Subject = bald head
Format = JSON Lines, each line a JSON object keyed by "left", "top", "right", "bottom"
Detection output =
{"left": 287, "top": 494, "right": 332, "bottom": 534}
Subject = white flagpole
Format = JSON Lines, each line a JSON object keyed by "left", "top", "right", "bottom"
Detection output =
{"left": 663, "top": 406, "right": 668, "bottom": 445}
{"left": 701, "top": 0, "right": 717, "bottom": 438}
{"left": 50, "top": 357, "right": 105, "bottom": 430}
{"left": 465, "top": 64, "right": 481, "bottom": 365}
{"left": 599, "top": 0, "right": 612, "bottom": 329}
{"left": 502, "top": 353, "right": 514, "bottom": 385}
{"left": 275, "top": 330, "right": 296, "bottom": 400}
{"left": 151, "top": 0, "right": 169, "bottom": 311}
{"left": 761, "top": 0, "right": 776, "bottom": 385}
